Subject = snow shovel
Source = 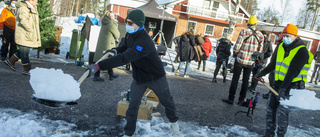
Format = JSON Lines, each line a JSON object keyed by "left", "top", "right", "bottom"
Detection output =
{"left": 32, "top": 52, "right": 115, "bottom": 108}
{"left": 255, "top": 77, "right": 283, "bottom": 101}
{"left": 77, "top": 52, "right": 115, "bottom": 85}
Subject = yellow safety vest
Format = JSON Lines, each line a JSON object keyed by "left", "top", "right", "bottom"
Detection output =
{"left": 275, "top": 43, "right": 314, "bottom": 83}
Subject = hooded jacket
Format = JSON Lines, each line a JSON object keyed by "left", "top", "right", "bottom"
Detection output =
{"left": 178, "top": 34, "right": 194, "bottom": 62}
{"left": 216, "top": 38, "right": 231, "bottom": 60}
{"left": 202, "top": 37, "right": 212, "bottom": 57}
{"left": 93, "top": 15, "right": 120, "bottom": 62}
{"left": 15, "top": 1, "right": 41, "bottom": 48}
{"left": 97, "top": 28, "right": 165, "bottom": 84}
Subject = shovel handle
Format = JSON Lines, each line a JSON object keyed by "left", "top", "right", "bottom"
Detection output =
{"left": 255, "top": 77, "right": 279, "bottom": 96}
{"left": 77, "top": 52, "right": 115, "bottom": 85}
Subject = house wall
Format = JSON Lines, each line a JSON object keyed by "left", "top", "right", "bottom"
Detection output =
{"left": 172, "top": 13, "right": 245, "bottom": 41}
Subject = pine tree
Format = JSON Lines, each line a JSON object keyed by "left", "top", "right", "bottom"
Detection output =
{"left": 37, "top": 0, "right": 59, "bottom": 51}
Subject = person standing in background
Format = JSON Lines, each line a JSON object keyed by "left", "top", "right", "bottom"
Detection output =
{"left": 212, "top": 35, "right": 232, "bottom": 83}
{"left": 0, "top": 0, "right": 17, "bottom": 61}
{"left": 175, "top": 29, "right": 195, "bottom": 78}
{"left": 309, "top": 50, "right": 320, "bottom": 84}
{"left": 222, "top": 16, "right": 264, "bottom": 105}
{"left": 5, "top": 0, "right": 40, "bottom": 75}
{"left": 93, "top": 10, "right": 120, "bottom": 81}
{"left": 197, "top": 35, "right": 212, "bottom": 72}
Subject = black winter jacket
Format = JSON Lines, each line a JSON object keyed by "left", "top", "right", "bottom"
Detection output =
{"left": 98, "top": 29, "right": 165, "bottom": 84}
{"left": 178, "top": 35, "right": 194, "bottom": 61}
{"left": 216, "top": 38, "right": 231, "bottom": 60}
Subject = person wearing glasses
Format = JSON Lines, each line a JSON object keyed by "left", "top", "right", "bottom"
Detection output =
{"left": 86, "top": 9, "right": 179, "bottom": 137}
{"left": 254, "top": 24, "right": 313, "bottom": 137}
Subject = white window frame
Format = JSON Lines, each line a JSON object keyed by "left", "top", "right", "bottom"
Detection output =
{"left": 300, "top": 37, "right": 313, "bottom": 50}
{"left": 222, "top": 27, "right": 229, "bottom": 38}
{"left": 204, "top": 24, "right": 215, "bottom": 36}
{"left": 187, "top": 21, "right": 197, "bottom": 32}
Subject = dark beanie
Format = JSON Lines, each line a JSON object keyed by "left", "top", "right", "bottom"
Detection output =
{"left": 261, "top": 30, "right": 267, "bottom": 35}
{"left": 126, "top": 9, "right": 145, "bottom": 27}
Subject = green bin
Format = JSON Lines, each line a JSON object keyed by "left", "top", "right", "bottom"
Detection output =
{"left": 69, "top": 29, "right": 85, "bottom": 60}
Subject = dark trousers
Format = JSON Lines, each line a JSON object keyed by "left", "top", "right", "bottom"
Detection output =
{"left": 198, "top": 59, "right": 206, "bottom": 70}
{"left": 1, "top": 25, "right": 17, "bottom": 58}
{"left": 310, "top": 63, "right": 320, "bottom": 82}
{"left": 249, "top": 64, "right": 264, "bottom": 89}
{"left": 213, "top": 58, "right": 228, "bottom": 78}
{"left": 15, "top": 45, "right": 31, "bottom": 64}
{"left": 264, "top": 82, "right": 301, "bottom": 137}
{"left": 228, "top": 60, "right": 252, "bottom": 101}
{"left": 124, "top": 76, "right": 179, "bottom": 136}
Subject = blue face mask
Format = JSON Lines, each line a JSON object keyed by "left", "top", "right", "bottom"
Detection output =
{"left": 283, "top": 37, "right": 292, "bottom": 45}
{"left": 126, "top": 25, "right": 135, "bottom": 33}
{"left": 11, "top": 4, "right": 15, "bottom": 7}
{"left": 276, "top": 37, "right": 279, "bottom": 41}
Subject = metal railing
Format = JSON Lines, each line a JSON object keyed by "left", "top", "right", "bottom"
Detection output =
{"left": 180, "top": 4, "right": 245, "bottom": 24}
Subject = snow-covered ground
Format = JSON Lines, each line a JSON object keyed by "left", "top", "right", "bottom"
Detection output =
{"left": 1, "top": 16, "right": 320, "bottom": 137}
{"left": 1, "top": 108, "right": 320, "bottom": 137}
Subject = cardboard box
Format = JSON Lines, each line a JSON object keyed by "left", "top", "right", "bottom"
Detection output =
{"left": 117, "top": 98, "right": 153, "bottom": 120}
{"left": 144, "top": 88, "right": 159, "bottom": 102}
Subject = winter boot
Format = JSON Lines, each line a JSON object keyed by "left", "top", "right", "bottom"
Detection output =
{"left": 109, "top": 73, "right": 119, "bottom": 81}
{"left": 212, "top": 77, "right": 217, "bottom": 82}
{"left": 5, "top": 54, "right": 19, "bottom": 71}
{"left": 171, "top": 121, "right": 180, "bottom": 135}
{"left": 93, "top": 76, "right": 104, "bottom": 82}
{"left": 22, "top": 63, "right": 31, "bottom": 75}
{"left": 175, "top": 70, "right": 179, "bottom": 76}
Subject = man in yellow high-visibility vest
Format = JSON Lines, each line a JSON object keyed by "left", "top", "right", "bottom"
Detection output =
{"left": 255, "top": 24, "right": 313, "bottom": 137}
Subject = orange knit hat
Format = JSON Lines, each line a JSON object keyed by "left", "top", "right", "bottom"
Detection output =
{"left": 283, "top": 24, "right": 298, "bottom": 35}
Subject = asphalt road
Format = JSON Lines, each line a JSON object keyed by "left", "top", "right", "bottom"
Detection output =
{"left": 0, "top": 58, "right": 320, "bottom": 136}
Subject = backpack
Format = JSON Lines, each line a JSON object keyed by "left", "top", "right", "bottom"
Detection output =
{"left": 195, "top": 35, "right": 205, "bottom": 45}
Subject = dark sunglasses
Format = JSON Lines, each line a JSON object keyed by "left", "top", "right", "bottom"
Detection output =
{"left": 125, "top": 20, "right": 134, "bottom": 26}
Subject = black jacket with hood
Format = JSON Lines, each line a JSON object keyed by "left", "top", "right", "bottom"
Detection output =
{"left": 216, "top": 38, "right": 232, "bottom": 60}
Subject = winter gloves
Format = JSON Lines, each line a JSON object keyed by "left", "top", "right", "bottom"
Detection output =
{"left": 87, "top": 64, "right": 100, "bottom": 78}
{"left": 276, "top": 88, "right": 286, "bottom": 101}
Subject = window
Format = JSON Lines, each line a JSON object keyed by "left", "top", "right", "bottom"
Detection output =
{"left": 203, "top": 0, "right": 219, "bottom": 10}
{"left": 213, "top": 1, "right": 219, "bottom": 9}
{"left": 187, "top": 21, "right": 197, "bottom": 32}
{"left": 205, "top": 24, "right": 215, "bottom": 36}
{"left": 301, "top": 38, "right": 313, "bottom": 50}
{"left": 222, "top": 27, "right": 229, "bottom": 37}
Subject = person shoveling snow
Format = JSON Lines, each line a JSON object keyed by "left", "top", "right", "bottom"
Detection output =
{"left": 30, "top": 67, "right": 81, "bottom": 102}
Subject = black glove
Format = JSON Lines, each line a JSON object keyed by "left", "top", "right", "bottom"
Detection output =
{"left": 87, "top": 64, "right": 100, "bottom": 78}
{"left": 104, "top": 49, "right": 117, "bottom": 55}
{"left": 276, "top": 88, "right": 286, "bottom": 101}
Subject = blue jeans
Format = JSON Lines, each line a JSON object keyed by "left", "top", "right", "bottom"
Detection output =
{"left": 15, "top": 45, "right": 31, "bottom": 64}
{"left": 177, "top": 61, "right": 190, "bottom": 75}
